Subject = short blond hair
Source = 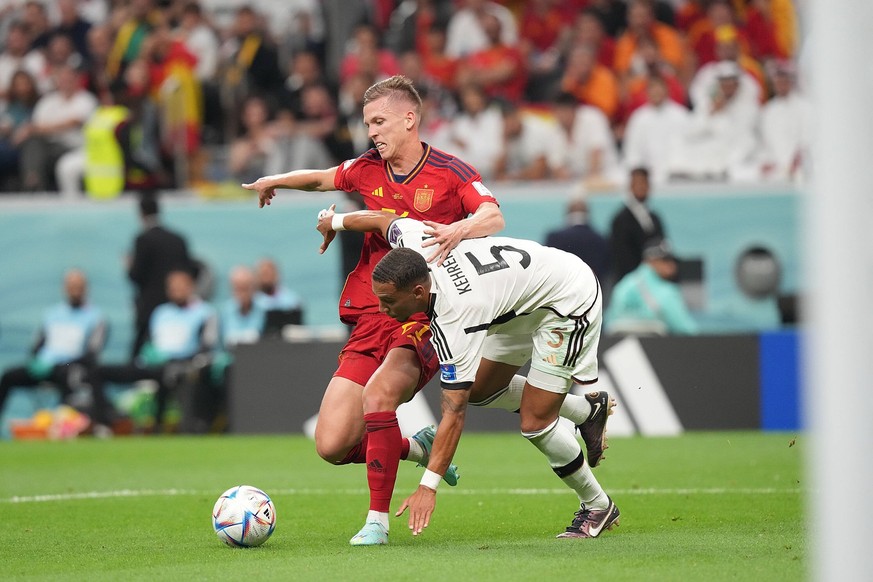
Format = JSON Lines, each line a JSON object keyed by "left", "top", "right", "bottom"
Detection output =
{"left": 362, "top": 75, "right": 422, "bottom": 117}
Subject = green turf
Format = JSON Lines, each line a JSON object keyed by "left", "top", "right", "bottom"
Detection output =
{"left": 0, "top": 431, "right": 805, "bottom": 581}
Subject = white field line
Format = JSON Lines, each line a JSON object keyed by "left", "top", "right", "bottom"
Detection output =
{"left": 1, "top": 487, "right": 803, "bottom": 504}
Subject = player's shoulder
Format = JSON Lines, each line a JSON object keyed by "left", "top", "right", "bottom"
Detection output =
{"left": 425, "top": 145, "right": 480, "bottom": 182}
{"left": 340, "top": 148, "right": 383, "bottom": 172}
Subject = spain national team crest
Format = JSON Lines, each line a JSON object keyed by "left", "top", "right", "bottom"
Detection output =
{"left": 414, "top": 188, "right": 434, "bottom": 212}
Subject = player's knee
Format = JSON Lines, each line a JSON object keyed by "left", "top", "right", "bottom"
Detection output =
{"left": 314, "top": 437, "right": 347, "bottom": 464}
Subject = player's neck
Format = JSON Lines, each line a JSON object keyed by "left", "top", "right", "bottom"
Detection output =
{"left": 386, "top": 141, "right": 424, "bottom": 176}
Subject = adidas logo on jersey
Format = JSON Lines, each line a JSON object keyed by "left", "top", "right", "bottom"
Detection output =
{"left": 372, "top": 187, "right": 384, "bottom": 197}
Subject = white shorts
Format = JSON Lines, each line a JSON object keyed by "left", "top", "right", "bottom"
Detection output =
{"left": 481, "top": 303, "right": 602, "bottom": 394}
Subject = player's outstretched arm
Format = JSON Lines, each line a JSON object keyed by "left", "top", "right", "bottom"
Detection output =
{"left": 315, "top": 206, "right": 397, "bottom": 254}
{"left": 241, "top": 166, "right": 339, "bottom": 208}
{"left": 395, "top": 387, "right": 470, "bottom": 536}
{"left": 421, "top": 201, "right": 504, "bottom": 265}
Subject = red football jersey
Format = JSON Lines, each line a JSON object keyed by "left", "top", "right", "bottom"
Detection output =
{"left": 334, "top": 142, "right": 499, "bottom": 324}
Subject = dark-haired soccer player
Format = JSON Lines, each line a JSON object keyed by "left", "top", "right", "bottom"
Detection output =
{"left": 315, "top": 208, "right": 620, "bottom": 540}
{"left": 242, "top": 75, "right": 505, "bottom": 545}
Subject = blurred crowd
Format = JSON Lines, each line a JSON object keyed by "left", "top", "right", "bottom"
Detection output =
{"left": 0, "top": 0, "right": 806, "bottom": 198}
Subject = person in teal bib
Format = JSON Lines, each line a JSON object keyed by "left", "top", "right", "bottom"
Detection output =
{"left": 0, "top": 269, "right": 114, "bottom": 432}
{"left": 606, "top": 238, "right": 699, "bottom": 335}
{"left": 94, "top": 270, "right": 218, "bottom": 433}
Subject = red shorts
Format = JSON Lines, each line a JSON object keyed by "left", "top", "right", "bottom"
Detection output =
{"left": 334, "top": 312, "right": 438, "bottom": 395}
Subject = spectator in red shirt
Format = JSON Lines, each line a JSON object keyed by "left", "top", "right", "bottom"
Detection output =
{"left": 455, "top": 11, "right": 527, "bottom": 103}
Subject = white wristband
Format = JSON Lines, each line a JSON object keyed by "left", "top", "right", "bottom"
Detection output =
{"left": 331, "top": 213, "right": 347, "bottom": 231}
{"left": 420, "top": 469, "right": 441, "bottom": 491}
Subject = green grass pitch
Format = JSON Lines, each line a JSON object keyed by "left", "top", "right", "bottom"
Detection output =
{"left": 0, "top": 431, "right": 805, "bottom": 581}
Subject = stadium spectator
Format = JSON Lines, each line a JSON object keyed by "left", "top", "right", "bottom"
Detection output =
{"left": 446, "top": 83, "right": 503, "bottom": 180}
{"left": 0, "top": 70, "right": 40, "bottom": 191}
{"left": 106, "top": 0, "right": 161, "bottom": 83}
{"left": 416, "top": 23, "right": 458, "bottom": 93}
{"left": 227, "top": 94, "right": 287, "bottom": 185}
{"left": 454, "top": 11, "right": 527, "bottom": 104}
{"left": 253, "top": 257, "right": 304, "bottom": 316}
{"left": 550, "top": 92, "right": 622, "bottom": 188}
{"left": 321, "top": 0, "right": 371, "bottom": 85}
{"left": 606, "top": 237, "right": 699, "bottom": 335}
{"left": 613, "top": 0, "right": 688, "bottom": 83}
{"left": 50, "top": 0, "right": 93, "bottom": 67}
{"left": 608, "top": 167, "right": 666, "bottom": 285}
{"left": 686, "top": 0, "right": 740, "bottom": 68}
{"left": 15, "top": 63, "right": 97, "bottom": 192}
{"left": 544, "top": 196, "right": 611, "bottom": 283}
{"left": 385, "top": 0, "right": 454, "bottom": 57}
{"left": 81, "top": 23, "right": 113, "bottom": 103}
{"left": 0, "top": 20, "right": 47, "bottom": 101}
{"left": 141, "top": 21, "right": 203, "bottom": 182}
{"left": 175, "top": 1, "right": 219, "bottom": 82}
{"left": 94, "top": 270, "right": 218, "bottom": 434}
{"left": 673, "top": 61, "right": 761, "bottom": 182}
{"left": 42, "top": 33, "right": 85, "bottom": 92}
{"left": 220, "top": 5, "right": 282, "bottom": 136}
{"left": 744, "top": 0, "right": 798, "bottom": 63}
{"left": 276, "top": 50, "right": 331, "bottom": 122}
{"left": 314, "top": 211, "right": 619, "bottom": 540}
{"left": 273, "top": 0, "right": 326, "bottom": 66}
{"left": 336, "top": 71, "right": 376, "bottom": 157}
{"left": 494, "top": 101, "right": 564, "bottom": 181}
{"left": 21, "top": 0, "right": 51, "bottom": 52}
{"left": 0, "top": 269, "right": 114, "bottom": 433}
{"left": 445, "top": 0, "right": 518, "bottom": 58}
{"left": 221, "top": 265, "right": 266, "bottom": 347}
{"left": 241, "top": 75, "right": 504, "bottom": 546}
{"left": 758, "top": 61, "right": 808, "bottom": 183}
{"left": 127, "top": 192, "right": 197, "bottom": 359}
{"left": 619, "top": 34, "right": 688, "bottom": 126}
{"left": 559, "top": 43, "right": 620, "bottom": 121}
{"left": 689, "top": 24, "right": 765, "bottom": 108}
{"left": 339, "top": 23, "right": 401, "bottom": 86}
{"left": 622, "top": 75, "right": 692, "bottom": 186}
{"left": 587, "top": 0, "right": 629, "bottom": 38}
{"left": 517, "top": 0, "right": 570, "bottom": 101}
{"left": 566, "top": 8, "right": 616, "bottom": 69}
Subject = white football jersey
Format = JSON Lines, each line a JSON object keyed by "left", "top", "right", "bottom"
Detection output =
{"left": 386, "top": 218, "right": 601, "bottom": 386}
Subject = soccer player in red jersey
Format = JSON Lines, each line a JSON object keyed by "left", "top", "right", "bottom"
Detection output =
{"left": 242, "top": 75, "right": 504, "bottom": 545}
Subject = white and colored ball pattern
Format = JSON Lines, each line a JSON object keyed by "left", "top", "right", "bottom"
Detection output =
{"left": 212, "top": 485, "right": 276, "bottom": 547}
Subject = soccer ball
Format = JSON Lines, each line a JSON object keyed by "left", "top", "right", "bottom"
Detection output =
{"left": 212, "top": 485, "right": 276, "bottom": 547}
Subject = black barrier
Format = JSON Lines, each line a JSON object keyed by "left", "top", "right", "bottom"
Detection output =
{"left": 228, "top": 334, "right": 768, "bottom": 434}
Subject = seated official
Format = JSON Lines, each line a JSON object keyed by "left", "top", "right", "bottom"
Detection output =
{"left": 210, "top": 266, "right": 266, "bottom": 431}
{"left": 605, "top": 238, "right": 699, "bottom": 336}
{"left": 94, "top": 270, "right": 218, "bottom": 433}
{"left": 0, "top": 269, "right": 114, "bottom": 432}
{"left": 253, "top": 257, "right": 303, "bottom": 314}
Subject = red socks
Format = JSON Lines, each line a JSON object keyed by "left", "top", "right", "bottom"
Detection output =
{"left": 364, "top": 411, "right": 402, "bottom": 512}
{"left": 338, "top": 426, "right": 410, "bottom": 465}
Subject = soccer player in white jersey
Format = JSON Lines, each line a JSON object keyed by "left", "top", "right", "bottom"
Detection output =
{"left": 316, "top": 207, "right": 620, "bottom": 539}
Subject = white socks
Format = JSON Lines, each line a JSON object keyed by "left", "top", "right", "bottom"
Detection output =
{"left": 367, "top": 510, "right": 389, "bottom": 530}
{"left": 405, "top": 436, "right": 426, "bottom": 464}
{"left": 470, "top": 374, "right": 592, "bottom": 424}
{"left": 522, "top": 418, "right": 608, "bottom": 510}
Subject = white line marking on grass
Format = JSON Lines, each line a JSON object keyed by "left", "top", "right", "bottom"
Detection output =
{"left": 1, "top": 487, "right": 803, "bottom": 504}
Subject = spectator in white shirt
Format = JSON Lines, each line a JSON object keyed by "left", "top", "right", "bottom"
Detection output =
{"left": 176, "top": 2, "right": 219, "bottom": 82}
{"left": 0, "top": 21, "right": 47, "bottom": 101}
{"left": 445, "top": 0, "right": 518, "bottom": 58}
{"left": 758, "top": 61, "right": 809, "bottom": 183}
{"left": 446, "top": 84, "right": 503, "bottom": 180}
{"left": 494, "top": 101, "right": 564, "bottom": 181}
{"left": 671, "top": 61, "right": 760, "bottom": 182}
{"left": 622, "top": 75, "right": 692, "bottom": 185}
{"left": 16, "top": 63, "right": 98, "bottom": 192}
{"left": 551, "top": 92, "right": 622, "bottom": 189}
